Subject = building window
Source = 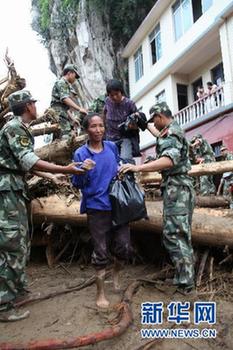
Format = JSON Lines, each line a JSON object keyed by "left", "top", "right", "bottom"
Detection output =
{"left": 177, "top": 84, "right": 188, "bottom": 110}
{"left": 192, "top": 0, "right": 213, "bottom": 22}
{"left": 211, "top": 62, "right": 224, "bottom": 86}
{"left": 149, "top": 24, "right": 162, "bottom": 65}
{"left": 201, "top": 0, "right": 213, "bottom": 13}
{"left": 134, "top": 47, "right": 144, "bottom": 81}
{"left": 156, "top": 90, "right": 166, "bottom": 103}
{"left": 173, "top": 0, "right": 193, "bottom": 41}
{"left": 173, "top": 0, "right": 213, "bottom": 40}
{"left": 211, "top": 141, "right": 222, "bottom": 159}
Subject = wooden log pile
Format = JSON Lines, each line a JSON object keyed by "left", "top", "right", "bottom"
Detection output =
{"left": 31, "top": 195, "right": 233, "bottom": 248}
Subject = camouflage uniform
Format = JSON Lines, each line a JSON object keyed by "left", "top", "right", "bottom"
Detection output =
{"left": 89, "top": 95, "right": 106, "bottom": 113}
{"left": 221, "top": 151, "right": 233, "bottom": 208}
{"left": 50, "top": 77, "right": 73, "bottom": 139}
{"left": 192, "top": 135, "right": 216, "bottom": 195}
{"left": 153, "top": 104, "right": 195, "bottom": 289}
{"left": 0, "top": 91, "right": 39, "bottom": 306}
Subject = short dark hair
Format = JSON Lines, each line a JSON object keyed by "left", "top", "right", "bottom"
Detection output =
{"left": 82, "top": 112, "right": 105, "bottom": 130}
{"left": 106, "top": 79, "right": 125, "bottom": 95}
{"left": 11, "top": 103, "right": 28, "bottom": 116}
{"left": 207, "top": 81, "right": 213, "bottom": 86}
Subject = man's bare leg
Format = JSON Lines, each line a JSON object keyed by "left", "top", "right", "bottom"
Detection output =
{"left": 113, "top": 259, "right": 123, "bottom": 292}
{"left": 96, "top": 269, "right": 109, "bottom": 308}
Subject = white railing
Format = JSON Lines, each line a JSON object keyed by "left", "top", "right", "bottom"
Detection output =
{"left": 174, "top": 86, "right": 225, "bottom": 127}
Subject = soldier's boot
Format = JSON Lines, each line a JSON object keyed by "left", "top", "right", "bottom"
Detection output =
{"left": 175, "top": 284, "right": 197, "bottom": 298}
{"left": 96, "top": 269, "right": 110, "bottom": 309}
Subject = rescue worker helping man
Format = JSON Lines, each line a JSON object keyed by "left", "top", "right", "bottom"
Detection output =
{"left": 120, "top": 102, "right": 195, "bottom": 294}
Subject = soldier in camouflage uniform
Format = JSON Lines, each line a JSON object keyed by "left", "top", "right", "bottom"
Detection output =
{"left": 190, "top": 134, "right": 216, "bottom": 196}
{"left": 217, "top": 145, "right": 233, "bottom": 208}
{"left": 50, "top": 64, "right": 87, "bottom": 139}
{"left": 120, "top": 102, "right": 195, "bottom": 293}
{"left": 0, "top": 90, "right": 94, "bottom": 320}
{"left": 89, "top": 95, "right": 106, "bottom": 114}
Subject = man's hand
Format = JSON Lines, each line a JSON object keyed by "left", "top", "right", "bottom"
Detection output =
{"left": 119, "top": 163, "right": 140, "bottom": 174}
{"left": 82, "top": 159, "right": 96, "bottom": 171}
{"left": 79, "top": 107, "right": 88, "bottom": 115}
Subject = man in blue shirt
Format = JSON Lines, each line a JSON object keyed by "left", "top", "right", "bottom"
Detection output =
{"left": 72, "top": 113, "right": 132, "bottom": 308}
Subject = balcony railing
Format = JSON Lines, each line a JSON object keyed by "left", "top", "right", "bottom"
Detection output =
{"left": 174, "top": 86, "right": 225, "bottom": 127}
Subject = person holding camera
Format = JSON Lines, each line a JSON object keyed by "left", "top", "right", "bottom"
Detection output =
{"left": 103, "top": 79, "right": 146, "bottom": 161}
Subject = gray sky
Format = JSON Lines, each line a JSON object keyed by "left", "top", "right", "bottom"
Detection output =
{"left": 0, "top": 0, "right": 55, "bottom": 114}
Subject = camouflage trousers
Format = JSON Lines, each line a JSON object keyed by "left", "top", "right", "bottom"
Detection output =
{"left": 223, "top": 179, "right": 233, "bottom": 209}
{"left": 163, "top": 184, "right": 195, "bottom": 288}
{"left": 0, "top": 190, "right": 29, "bottom": 306}
{"left": 52, "top": 106, "right": 72, "bottom": 140}
{"left": 199, "top": 175, "right": 216, "bottom": 196}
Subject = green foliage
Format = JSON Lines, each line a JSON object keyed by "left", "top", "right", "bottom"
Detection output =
{"left": 39, "top": 0, "right": 51, "bottom": 31}
{"left": 89, "top": 0, "right": 155, "bottom": 46}
{"left": 37, "top": 0, "right": 155, "bottom": 50}
{"left": 37, "top": 0, "right": 80, "bottom": 43}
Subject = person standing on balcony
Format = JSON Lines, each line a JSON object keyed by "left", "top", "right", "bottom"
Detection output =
{"left": 217, "top": 145, "right": 233, "bottom": 208}
{"left": 206, "top": 81, "right": 218, "bottom": 109}
{"left": 196, "top": 86, "right": 207, "bottom": 115}
{"left": 196, "top": 86, "right": 207, "bottom": 100}
{"left": 190, "top": 134, "right": 216, "bottom": 196}
{"left": 120, "top": 102, "right": 195, "bottom": 295}
{"left": 207, "top": 81, "right": 218, "bottom": 95}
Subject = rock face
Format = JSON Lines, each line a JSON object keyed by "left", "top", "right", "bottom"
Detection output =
{"left": 32, "top": 0, "right": 115, "bottom": 107}
{"left": 31, "top": 0, "right": 155, "bottom": 107}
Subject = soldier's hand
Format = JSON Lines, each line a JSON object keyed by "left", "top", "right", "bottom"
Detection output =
{"left": 64, "top": 162, "right": 85, "bottom": 175}
{"left": 79, "top": 107, "right": 88, "bottom": 115}
{"left": 119, "top": 163, "right": 140, "bottom": 174}
{"left": 196, "top": 157, "right": 204, "bottom": 164}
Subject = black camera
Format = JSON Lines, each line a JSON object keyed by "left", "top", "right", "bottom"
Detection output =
{"left": 118, "top": 112, "right": 147, "bottom": 135}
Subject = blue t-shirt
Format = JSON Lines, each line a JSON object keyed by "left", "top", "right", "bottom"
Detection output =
{"left": 72, "top": 141, "right": 119, "bottom": 213}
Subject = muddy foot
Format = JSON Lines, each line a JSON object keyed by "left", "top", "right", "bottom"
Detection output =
{"left": 96, "top": 295, "right": 110, "bottom": 309}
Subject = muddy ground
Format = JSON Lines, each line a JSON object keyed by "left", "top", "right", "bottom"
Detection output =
{"left": 0, "top": 260, "right": 233, "bottom": 350}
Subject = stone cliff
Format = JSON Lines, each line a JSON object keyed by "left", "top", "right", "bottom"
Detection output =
{"left": 31, "top": 0, "right": 155, "bottom": 107}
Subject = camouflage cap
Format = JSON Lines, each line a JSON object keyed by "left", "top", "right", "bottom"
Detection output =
{"left": 8, "top": 90, "right": 37, "bottom": 109}
{"left": 63, "top": 64, "right": 80, "bottom": 79}
{"left": 148, "top": 102, "right": 172, "bottom": 122}
{"left": 191, "top": 133, "right": 203, "bottom": 142}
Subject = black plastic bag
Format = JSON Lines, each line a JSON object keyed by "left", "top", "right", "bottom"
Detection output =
{"left": 109, "top": 172, "right": 148, "bottom": 226}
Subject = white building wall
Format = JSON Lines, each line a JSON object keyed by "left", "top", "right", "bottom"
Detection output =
{"left": 128, "top": 0, "right": 233, "bottom": 101}
{"left": 219, "top": 16, "right": 233, "bottom": 104}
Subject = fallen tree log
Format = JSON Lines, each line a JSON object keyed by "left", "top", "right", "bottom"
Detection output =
{"left": 145, "top": 194, "right": 229, "bottom": 208}
{"left": 31, "top": 195, "right": 233, "bottom": 248}
{"left": 29, "top": 108, "right": 58, "bottom": 126}
{"left": 30, "top": 124, "right": 60, "bottom": 137}
{"left": 140, "top": 160, "right": 233, "bottom": 184}
{"left": 35, "top": 134, "right": 87, "bottom": 164}
{"left": 195, "top": 195, "right": 229, "bottom": 208}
